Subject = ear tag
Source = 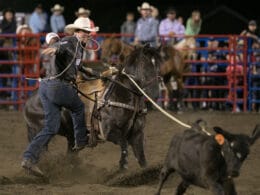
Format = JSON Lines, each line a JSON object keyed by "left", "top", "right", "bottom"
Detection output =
{"left": 215, "top": 134, "right": 225, "bottom": 145}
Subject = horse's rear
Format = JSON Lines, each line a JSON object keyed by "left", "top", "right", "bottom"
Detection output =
{"left": 23, "top": 90, "right": 75, "bottom": 152}
{"left": 159, "top": 46, "right": 188, "bottom": 111}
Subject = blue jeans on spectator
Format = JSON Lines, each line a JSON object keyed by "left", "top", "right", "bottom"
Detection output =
{"left": 23, "top": 79, "right": 88, "bottom": 163}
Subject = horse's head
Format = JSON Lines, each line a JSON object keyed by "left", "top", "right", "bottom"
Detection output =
{"left": 101, "top": 37, "right": 134, "bottom": 65}
{"left": 123, "top": 44, "right": 163, "bottom": 99}
{"left": 101, "top": 37, "right": 122, "bottom": 64}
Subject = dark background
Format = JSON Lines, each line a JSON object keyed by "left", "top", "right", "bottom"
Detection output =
{"left": 0, "top": 0, "right": 258, "bottom": 34}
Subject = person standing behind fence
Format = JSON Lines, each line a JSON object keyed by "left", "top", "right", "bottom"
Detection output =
{"left": 29, "top": 4, "right": 48, "bottom": 33}
{"left": 159, "top": 7, "right": 185, "bottom": 46}
{"left": 226, "top": 55, "right": 244, "bottom": 112}
{"left": 120, "top": 12, "right": 136, "bottom": 44}
{"left": 0, "top": 8, "right": 17, "bottom": 101}
{"left": 50, "top": 4, "right": 66, "bottom": 33}
{"left": 0, "top": 8, "right": 17, "bottom": 34}
{"left": 240, "top": 20, "right": 260, "bottom": 49}
{"left": 175, "top": 10, "right": 202, "bottom": 59}
{"left": 134, "top": 2, "right": 159, "bottom": 47}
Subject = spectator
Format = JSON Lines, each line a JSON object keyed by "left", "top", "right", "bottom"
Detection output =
{"left": 75, "top": 7, "right": 96, "bottom": 34}
{"left": 159, "top": 7, "right": 185, "bottom": 46}
{"left": 29, "top": 4, "right": 48, "bottom": 33}
{"left": 151, "top": 5, "right": 160, "bottom": 20}
{"left": 74, "top": 7, "right": 99, "bottom": 61}
{"left": 240, "top": 20, "right": 260, "bottom": 49}
{"left": 251, "top": 54, "right": 260, "bottom": 112}
{"left": 0, "top": 8, "right": 17, "bottom": 101}
{"left": 175, "top": 10, "right": 202, "bottom": 59}
{"left": 0, "top": 8, "right": 17, "bottom": 34}
{"left": 134, "top": 2, "right": 159, "bottom": 47}
{"left": 50, "top": 4, "right": 66, "bottom": 33}
{"left": 177, "top": 16, "right": 184, "bottom": 25}
{"left": 120, "top": 12, "right": 136, "bottom": 44}
{"left": 226, "top": 55, "right": 244, "bottom": 112}
{"left": 185, "top": 10, "right": 202, "bottom": 36}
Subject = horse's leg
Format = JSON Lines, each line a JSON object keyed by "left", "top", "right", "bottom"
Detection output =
{"left": 119, "top": 138, "right": 129, "bottom": 170}
{"left": 129, "top": 115, "right": 147, "bottom": 168}
{"left": 176, "top": 77, "right": 185, "bottom": 113}
{"left": 163, "top": 74, "right": 177, "bottom": 111}
{"left": 65, "top": 129, "right": 76, "bottom": 153}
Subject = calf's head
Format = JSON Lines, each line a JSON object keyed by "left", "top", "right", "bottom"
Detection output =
{"left": 213, "top": 124, "right": 260, "bottom": 178}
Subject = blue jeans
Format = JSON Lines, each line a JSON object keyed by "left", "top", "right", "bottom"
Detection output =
{"left": 23, "top": 79, "right": 88, "bottom": 163}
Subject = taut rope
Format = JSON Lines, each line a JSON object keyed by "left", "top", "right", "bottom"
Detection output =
{"left": 122, "top": 69, "right": 212, "bottom": 136}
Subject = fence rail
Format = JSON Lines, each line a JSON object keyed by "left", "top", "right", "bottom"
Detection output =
{"left": 0, "top": 33, "right": 258, "bottom": 112}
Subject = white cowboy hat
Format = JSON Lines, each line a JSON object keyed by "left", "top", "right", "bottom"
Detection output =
{"left": 51, "top": 4, "right": 64, "bottom": 12}
{"left": 75, "top": 7, "right": 91, "bottom": 16}
{"left": 137, "top": 2, "right": 152, "bottom": 12}
{"left": 46, "top": 32, "right": 59, "bottom": 44}
{"left": 65, "top": 17, "right": 99, "bottom": 32}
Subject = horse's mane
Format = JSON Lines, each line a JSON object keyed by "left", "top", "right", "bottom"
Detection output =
{"left": 124, "top": 45, "right": 160, "bottom": 68}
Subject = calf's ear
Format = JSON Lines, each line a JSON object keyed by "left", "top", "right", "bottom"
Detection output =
{"left": 250, "top": 124, "right": 260, "bottom": 145}
{"left": 213, "top": 126, "right": 233, "bottom": 141}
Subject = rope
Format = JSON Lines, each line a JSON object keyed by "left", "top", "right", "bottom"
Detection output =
{"left": 25, "top": 36, "right": 100, "bottom": 82}
{"left": 80, "top": 37, "right": 101, "bottom": 52}
{"left": 122, "top": 70, "right": 212, "bottom": 135}
{"left": 122, "top": 69, "right": 191, "bottom": 128}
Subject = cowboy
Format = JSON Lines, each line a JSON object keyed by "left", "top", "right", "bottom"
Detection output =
{"left": 134, "top": 2, "right": 159, "bottom": 47}
{"left": 159, "top": 7, "right": 185, "bottom": 46}
{"left": 50, "top": 4, "right": 66, "bottom": 33}
{"left": 21, "top": 17, "right": 99, "bottom": 177}
{"left": 74, "top": 7, "right": 97, "bottom": 60}
{"left": 75, "top": 7, "right": 96, "bottom": 35}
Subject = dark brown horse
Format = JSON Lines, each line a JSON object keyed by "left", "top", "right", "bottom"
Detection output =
{"left": 100, "top": 36, "right": 134, "bottom": 66}
{"left": 100, "top": 37, "right": 189, "bottom": 112}
{"left": 24, "top": 45, "right": 163, "bottom": 170}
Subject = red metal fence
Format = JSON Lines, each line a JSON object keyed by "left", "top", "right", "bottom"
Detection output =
{"left": 0, "top": 33, "right": 250, "bottom": 112}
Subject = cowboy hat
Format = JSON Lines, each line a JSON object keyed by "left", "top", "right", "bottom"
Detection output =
{"left": 16, "top": 24, "right": 31, "bottom": 34}
{"left": 75, "top": 7, "right": 91, "bottom": 16}
{"left": 65, "top": 17, "right": 99, "bottom": 32}
{"left": 51, "top": 4, "right": 64, "bottom": 12}
{"left": 137, "top": 2, "right": 152, "bottom": 12}
{"left": 46, "top": 32, "right": 60, "bottom": 44}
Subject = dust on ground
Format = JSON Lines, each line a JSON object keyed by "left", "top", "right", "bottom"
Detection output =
{"left": 0, "top": 110, "right": 259, "bottom": 195}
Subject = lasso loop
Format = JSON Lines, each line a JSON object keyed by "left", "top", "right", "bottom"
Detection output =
{"left": 80, "top": 37, "right": 101, "bottom": 52}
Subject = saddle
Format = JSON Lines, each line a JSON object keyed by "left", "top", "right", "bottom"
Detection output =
{"left": 76, "top": 77, "right": 106, "bottom": 147}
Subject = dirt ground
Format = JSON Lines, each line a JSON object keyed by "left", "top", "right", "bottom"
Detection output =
{"left": 0, "top": 110, "right": 260, "bottom": 195}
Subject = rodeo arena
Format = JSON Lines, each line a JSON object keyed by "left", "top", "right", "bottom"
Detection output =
{"left": 0, "top": 1, "right": 260, "bottom": 195}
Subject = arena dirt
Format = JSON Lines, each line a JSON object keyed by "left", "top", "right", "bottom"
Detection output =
{"left": 0, "top": 110, "right": 259, "bottom": 194}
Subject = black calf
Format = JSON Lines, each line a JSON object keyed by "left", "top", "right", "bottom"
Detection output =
{"left": 155, "top": 121, "right": 260, "bottom": 195}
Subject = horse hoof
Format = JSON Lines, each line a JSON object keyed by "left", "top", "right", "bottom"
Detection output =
{"left": 140, "top": 162, "right": 147, "bottom": 168}
{"left": 120, "top": 165, "right": 128, "bottom": 171}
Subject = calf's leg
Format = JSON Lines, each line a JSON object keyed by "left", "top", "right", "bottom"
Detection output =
{"left": 223, "top": 179, "right": 237, "bottom": 195}
{"left": 209, "top": 182, "right": 225, "bottom": 195}
{"left": 175, "top": 180, "right": 190, "bottom": 195}
{"left": 155, "top": 166, "right": 175, "bottom": 195}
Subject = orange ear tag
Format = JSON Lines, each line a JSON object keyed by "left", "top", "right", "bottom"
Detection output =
{"left": 215, "top": 134, "right": 225, "bottom": 145}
